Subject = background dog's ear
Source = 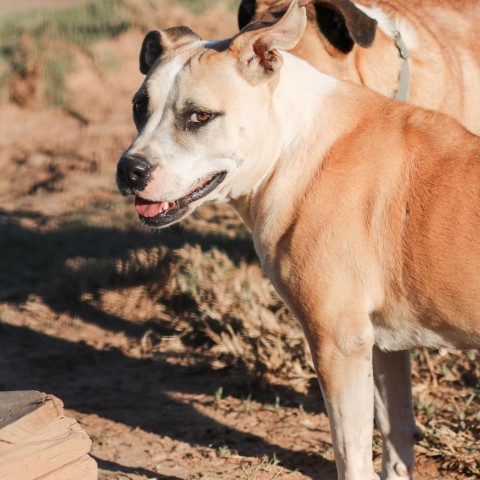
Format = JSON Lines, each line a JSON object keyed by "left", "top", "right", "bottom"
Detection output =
{"left": 238, "top": 0, "right": 257, "bottom": 30}
{"left": 231, "top": 0, "right": 307, "bottom": 85}
{"left": 312, "top": 0, "right": 377, "bottom": 53}
{"left": 139, "top": 26, "right": 201, "bottom": 75}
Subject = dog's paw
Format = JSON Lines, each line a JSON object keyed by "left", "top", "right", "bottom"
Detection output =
{"left": 380, "top": 462, "right": 412, "bottom": 480}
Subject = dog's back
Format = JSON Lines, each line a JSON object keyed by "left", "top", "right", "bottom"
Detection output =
{"left": 273, "top": 86, "right": 480, "bottom": 350}
{"left": 398, "top": 109, "right": 480, "bottom": 345}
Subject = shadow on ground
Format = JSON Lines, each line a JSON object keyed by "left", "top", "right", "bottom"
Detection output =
{"left": 92, "top": 456, "right": 183, "bottom": 480}
{"left": 0, "top": 323, "right": 333, "bottom": 478}
{"left": 0, "top": 208, "right": 333, "bottom": 478}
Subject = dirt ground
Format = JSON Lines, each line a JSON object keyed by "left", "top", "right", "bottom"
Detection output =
{"left": 0, "top": 1, "right": 478, "bottom": 479}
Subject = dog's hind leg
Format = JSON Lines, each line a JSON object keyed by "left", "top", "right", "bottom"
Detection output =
{"left": 373, "top": 348, "right": 421, "bottom": 480}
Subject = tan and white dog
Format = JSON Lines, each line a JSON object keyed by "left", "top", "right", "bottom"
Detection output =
{"left": 236, "top": 1, "right": 480, "bottom": 478}
{"left": 238, "top": 0, "right": 480, "bottom": 134}
{"left": 116, "top": 2, "right": 480, "bottom": 479}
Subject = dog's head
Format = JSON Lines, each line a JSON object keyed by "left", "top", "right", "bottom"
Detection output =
{"left": 238, "top": 0, "right": 377, "bottom": 75}
{"left": 116, "top": 1, "right": 307, "bottom": 228}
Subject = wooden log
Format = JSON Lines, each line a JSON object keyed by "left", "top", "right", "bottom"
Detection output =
{"left": 0, "top": 416, "right": 93, "bottom": 480}
{"left": 0, "top": 391, "right": 97, "bottom": 480}
{"left": 37, "top": 455, "right": 98, "bottom": 480}
{"left": 0, "top": 391, "right": 63, "bottom": 445}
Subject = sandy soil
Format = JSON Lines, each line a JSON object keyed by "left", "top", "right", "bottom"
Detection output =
{"left": 0, "top": 2, "right": 476, "bottom": 480}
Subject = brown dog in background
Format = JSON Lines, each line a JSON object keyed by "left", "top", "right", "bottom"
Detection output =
{"left": 238, "top": 0, "right": 480, "bottom": 134}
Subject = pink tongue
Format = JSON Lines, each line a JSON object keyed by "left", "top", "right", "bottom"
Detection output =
{"left": 135, "top": 197, "right": 165, "bottom": 218}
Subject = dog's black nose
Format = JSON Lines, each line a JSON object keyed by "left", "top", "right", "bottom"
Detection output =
{"left": 116, "top": 154, "right": 153, "bottom": 194}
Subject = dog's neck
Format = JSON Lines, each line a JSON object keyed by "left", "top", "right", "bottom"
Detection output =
{"left": 353, "top": 4, "right": 412, "bottom": 100}
{"left": 229, "top": 53, "right": 360, "bottom": 266}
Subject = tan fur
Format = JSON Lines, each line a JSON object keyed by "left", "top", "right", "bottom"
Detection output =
{"left": 261, "top": 88, "right": 480, "bottom": 347}
{"left": 250, "top": 0, "right": 480, "bottom": 134}
{"left": 238, "top": 76, "right": 480, "bottom": 480}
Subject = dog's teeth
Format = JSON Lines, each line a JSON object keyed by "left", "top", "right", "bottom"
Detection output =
{"left": 162, "top": 202, "right": 169, "bottom": 211}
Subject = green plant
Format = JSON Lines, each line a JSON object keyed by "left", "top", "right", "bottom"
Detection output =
{"left": 218, "top": 444, "right": 231, "bottom": 458}
{"left": 214, "top": 386, "right": 224, "bottom": 406}
{"left": 176, "top": 0, "right": 239, "bottom": 15}
{"left": 0, "top": 0, "right": 141, "bottom": 106}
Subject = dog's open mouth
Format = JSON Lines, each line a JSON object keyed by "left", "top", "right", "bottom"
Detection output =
{"left": 135, "top": 171, "right": 227, "bottom": 227}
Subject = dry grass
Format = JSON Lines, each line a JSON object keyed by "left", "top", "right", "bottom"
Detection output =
{"left": 412, "top": 348, "right": 479, "bottom": 477}
{"left": 60, "top": 214, "right": 314, "bottom": 390}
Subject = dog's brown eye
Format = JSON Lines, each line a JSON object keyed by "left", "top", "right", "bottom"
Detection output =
{"left": 189, "top": 112, "right": 211, "bottom": 124}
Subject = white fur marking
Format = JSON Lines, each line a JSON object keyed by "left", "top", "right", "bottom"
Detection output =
{"left": 277, "top": 53, "right": 338, "bottom": 148}
{"left": 251, "top": 53, "right": 339, "bottom": 246}
{"left": 354, "top": 3, "right": 418, "bottom": 51}
{"left": 128, "top": 56, "right": 185, "bottom": 155}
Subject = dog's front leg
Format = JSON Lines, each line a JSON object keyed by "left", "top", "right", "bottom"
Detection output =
{"left": 373, "top": 348, "right": 420, "bottom": 480}
{"left": 304, "top": 318, "right": 379, "bottom": 480}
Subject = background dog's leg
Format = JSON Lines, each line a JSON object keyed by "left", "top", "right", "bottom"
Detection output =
{"left": 307, "top": 326, "right": 379, "bottom": 480}
{"left": 373, "top": 348, "right": 419, "bottom": 480}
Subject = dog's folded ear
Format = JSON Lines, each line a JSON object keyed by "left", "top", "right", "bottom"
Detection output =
{"left": 231, "top": 0, "right": 307, "bottom": 85}
{"left": 237, "top": 0, "right": 376, "bottom": 55}
{"left": 311, "top": 0, "right": 377, "bottom": 53}
{"left": 238, "top": 0, "right": 257, "bottom": 30}
{"left": 140, "top": 26, "right": 201, "bottom": 75}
